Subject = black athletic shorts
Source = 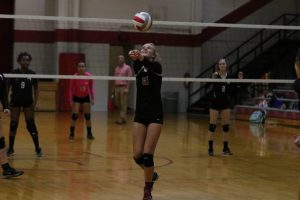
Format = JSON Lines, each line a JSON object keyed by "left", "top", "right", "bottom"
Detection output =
{"left": 72, "top": 96, "right": 90, "bottom": 104}
{"left": 10, "top": 99, "right": 33, "bottom": 108}
{"left": 210, "top": 98, "right": 231, "bottom": 111}
{"left": 134, "top": 113, "right": 163, "bottom": 127}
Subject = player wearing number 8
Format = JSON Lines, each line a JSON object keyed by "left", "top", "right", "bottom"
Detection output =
{"left": 6, "top": 52, "right": 42, "bottom": 157}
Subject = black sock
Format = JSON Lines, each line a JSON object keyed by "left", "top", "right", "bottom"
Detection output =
{"left": 2, "top": 163, "right": 10, "bottom": 171}
{"left": 208, "top": 140, "right": 213, "bottom": 149}
{"left": 87, "top": 127, "right": 92, "bottom": 135}
{"left": 70, "top": 126, "right": 75, "bottom": 135}
{"left": 9, "top": 136, "right": 15, "bottom": 150}
{"left": 31, "top": 134, "right": 40, "bottom": 150}
{"left": 224, "top": 141, "right": 228, "bottom": 149}
{"left": 145, "top": 181, "right": 154, "bottom": 190}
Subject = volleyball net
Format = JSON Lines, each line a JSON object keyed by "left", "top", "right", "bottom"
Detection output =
{"left": 1, "top": 14, "right": 299, "bottom": 112}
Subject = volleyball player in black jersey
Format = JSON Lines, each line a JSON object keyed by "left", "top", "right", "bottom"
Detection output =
{"left": 208, "top": 58, "right": 243, "bottom": 156}
{"left": 129, "top": 43, "right": 162, "bottom": 200}
{"left": 0, "top": 73, "right": 24, "bottom": 178}
{"left": 6, "top": 52, "right": 42, "bottom": 157}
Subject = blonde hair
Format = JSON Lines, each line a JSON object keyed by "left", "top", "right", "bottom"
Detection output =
{"left": 144, "top": 42, "right": 160, "bottom": 62}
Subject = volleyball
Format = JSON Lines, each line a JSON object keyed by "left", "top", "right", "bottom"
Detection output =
{"left": 132, "top": 12, "right": 152, "bottom": 32}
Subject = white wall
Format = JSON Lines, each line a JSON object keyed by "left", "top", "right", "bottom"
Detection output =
{"left": 12, "top": 0, "right": 300, "bottom": 112}
{"left": 15, "top": 0, "right": 52, "bottom": 15}
{"left": 13, "top": 43, "right": 55, "bottom": 74}
{"left": 158, "top": 46, "right": 194, "bottom": 112}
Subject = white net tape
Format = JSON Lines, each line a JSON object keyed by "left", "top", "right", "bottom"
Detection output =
{"left": 3, "top": 73, "right": 294, "bottom": 84}
{"left": 1, "top": 14, "right": 300, "bottom": 30}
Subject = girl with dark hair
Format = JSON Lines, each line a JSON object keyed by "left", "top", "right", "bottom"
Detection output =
{"left": 7, "top": 52, "right": 42, "bottom": 157}
{"left": 68, "top": 62, "right": 95, "bottom": 140}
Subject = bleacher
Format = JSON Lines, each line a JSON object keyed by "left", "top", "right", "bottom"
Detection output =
{"left": 235, "top": 89, "right": 300, "bottom": 126}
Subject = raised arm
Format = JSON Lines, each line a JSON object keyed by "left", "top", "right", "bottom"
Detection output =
{"left": 128, "top": 49, "right": 144, "bottom": 61}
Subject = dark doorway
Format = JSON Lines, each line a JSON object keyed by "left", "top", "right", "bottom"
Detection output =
{"left": 0, "top": 0, "right": 14, "bottom": 73}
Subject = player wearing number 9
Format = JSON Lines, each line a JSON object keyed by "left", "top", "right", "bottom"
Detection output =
{"left": 208, "top": 58, "right": 243, "bottom": 157}
{"left": 6, "top": 52, "right": 42, "bottom": 157}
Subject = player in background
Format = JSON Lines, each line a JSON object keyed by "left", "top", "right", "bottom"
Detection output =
{"left": 69, "top": 62, "right": 95, "bottom": 140}
{"left": 208, "top": 58, "right": 243, "bottom": 156}
{"left": 7, "top": 52, "right": 42, "bottom": 157}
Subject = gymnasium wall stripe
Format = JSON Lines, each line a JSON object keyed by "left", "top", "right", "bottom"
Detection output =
{"left": 14, "top": 29, "right": 196, "bottom": 46}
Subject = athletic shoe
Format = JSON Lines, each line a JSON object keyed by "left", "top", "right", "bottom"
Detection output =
{"left": 36, "top": 147, "right": 43, "bottom": 157}
{"left": 87, "top": 133, "right": 95, "bottom": 140}
{"left": 208, "top": 148, "right": 214, "bottom": 156}
{"left": 6, "top": 149, "right": 15, "bottom": 157}
{"left": 143, "top": 188, "right": 152, "bottom": 200}
{"left": 152, "top": 172, "right": 159, "bottom": 182}
{"left": 115, "top": 119, "right": 126, "bottom": 125}
{"left": 222, "top": 148, "right": 233, "bottom": 156}
{"left": 3, "top": 167, "right": 24, "bottom": 179}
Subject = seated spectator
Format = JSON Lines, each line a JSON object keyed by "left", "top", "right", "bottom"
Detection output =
{"left": 269, "top": 93, "right": 284, "bottom": 109}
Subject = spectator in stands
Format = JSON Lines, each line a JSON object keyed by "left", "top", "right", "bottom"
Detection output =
{"left": 269, "top": 93, "right": 284, "bottom": 109}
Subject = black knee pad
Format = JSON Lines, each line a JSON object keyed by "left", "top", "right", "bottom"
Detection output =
{"left": 143, "top": 153, "right": 154, "bottom": 167}
{"left": 209, "top": 124, "right": 216, "bottom": 132}
{"left": 72, "top": 113, "right": 79, "bottom": 121}
{"left": 134, "top": 156, "right": 144, "bottom": 165}
{"left": 10, "top": 121, "right": 18, "bottom": 136}
{"left": 26, "top": 119, "right": 38, "bottom": 135}
{"left": 84, "top": 113, "right": 91, "bottom": 120}
{"left": 223, "top": 124, "right": 230, "bottom": 132}
{"left": 0, "top": 137, "right": 5, "bottom": 149}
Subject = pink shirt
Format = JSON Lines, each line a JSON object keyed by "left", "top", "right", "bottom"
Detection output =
{"left": 114, "top": 64, "right": 132, "bottom": 86}
{"left": 69, "top": 72, "right": 94, "bottom": 102}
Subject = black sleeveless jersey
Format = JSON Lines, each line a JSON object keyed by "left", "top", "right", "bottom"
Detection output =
{"left": 133, "top": 58, "right": 163, "bottom": 118}
{"left": 0, "top": 73, "right": 8, "bottom": 109}
{"left": 210, "top": 73, "right": 241, "bottom": 110}
{"left": 212, "top": 73, "right": 231, "bottom": 101}
{"left": 8, "top": 68, "right": 38, "bottom": 106}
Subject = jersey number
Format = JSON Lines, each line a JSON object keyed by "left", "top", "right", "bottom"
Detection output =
{"left": 221, "top": 86, "right": 226, "bottom": 93}
{"left": 20, "top": 81, "right": 25, "bottom": 89}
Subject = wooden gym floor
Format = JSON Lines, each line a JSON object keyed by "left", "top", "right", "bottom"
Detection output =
{"left": 0, "top": 111, "right": 299, "bottom": 200}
